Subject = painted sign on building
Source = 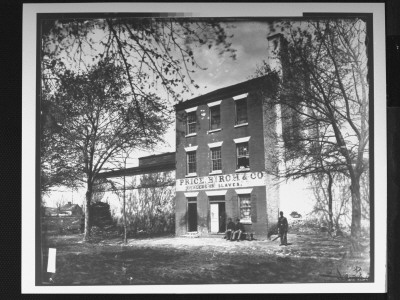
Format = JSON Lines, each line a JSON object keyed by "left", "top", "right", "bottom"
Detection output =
{"left": 176, "top": 171, "right": 266, "bottom": 192}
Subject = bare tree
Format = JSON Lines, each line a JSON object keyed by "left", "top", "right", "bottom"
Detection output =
{"left": 259, "top": 18, "right": 369, "bottom": 239}
{"left": 311, "top": 173, "right": 351, "bottom": 233}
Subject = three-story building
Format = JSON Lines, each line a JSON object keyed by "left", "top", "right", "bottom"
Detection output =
{"left": 175, "top": 74, "right": 281, "bottom": 237}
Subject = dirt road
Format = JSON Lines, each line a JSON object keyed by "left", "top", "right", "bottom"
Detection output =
{"left": 44, "top": 233, "right": 370, "bottom": 285}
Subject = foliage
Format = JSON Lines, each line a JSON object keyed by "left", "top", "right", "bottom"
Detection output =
{"left": 40, "top": 92, "right": 83, "bottom": 194}
{"left": 267, "top": 223, "right": 279, "bottom": 238}
{"left": 290, "top": 211, "right": 302, "bottom": 218}
{"left": 92, "top": 179, "right": 113, "bottom": 203}
{"left": 89, "top": 202, "right": 113, "bottom": 228}
{"left": 49, "top": 59, "right": 169, "bottom": 179}
{"left": 42, "top": 60, "right": 169, "bottom": 241}
{"left": 40, "top": 17, "right": 236, "bottom": 241}
{"left": 112, "top": 172, "right": 175, "bottom": 236}
{"left": 42, "top": 216, "right": 81, "bottom": 235}
{"left": 41, "top": 17, "right": 236, "bottom": 104}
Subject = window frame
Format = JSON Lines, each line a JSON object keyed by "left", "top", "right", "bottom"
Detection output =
{"left": 236, "top": 142, "right": 250, "bottom": 170}
{"left": 186, "top": 151, "right": 197, "bottom": 175}
{"left": 209, "top": 105, "right": 221, "bottom": 131}
{"left": 186, "top": 111, "right": 197, "bottom": 135}
{"left": 238, "top": 193, "right": 252, "bottom": 224}
{"left": 235, "top": 97, "right": 248, "bottom": 125}
{"left": 210, "top": 147, "right": 222, "bottom": 172}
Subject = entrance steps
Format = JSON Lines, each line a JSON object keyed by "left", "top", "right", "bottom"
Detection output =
{"left": 181, "top": 231, "right": 200, "bottom": 238}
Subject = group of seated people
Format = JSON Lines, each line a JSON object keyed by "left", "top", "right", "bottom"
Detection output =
{"left": 224, "top": 217, "right": 245, "bottom": 241}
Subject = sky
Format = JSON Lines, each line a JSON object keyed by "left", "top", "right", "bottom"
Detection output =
{"left": 42, "top": 19, "right": 320, "bottom": 212}
{"left": 189, "top": 21, "right": 273, "bottom": 94}
{"left": 145, "top": 20, "right": 275, "bottom": 162}
{"left": 42, "top": 19, "right": 276, "bottom": 201}
{"left": 42, "top": 17, "right": 366, "bottom": 218}
{"left": 43, "top": 18, "right": 276, "bottom": 168}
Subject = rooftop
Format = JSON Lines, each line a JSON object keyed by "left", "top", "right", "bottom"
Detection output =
{"left": 174, "top": 74, "right": 276, "bottom": 110}
{"left": 60, "top": 203, "right": 82, "bottom": 211}
{"left": 98, "top": 152, "right": 176, "bottom": 179}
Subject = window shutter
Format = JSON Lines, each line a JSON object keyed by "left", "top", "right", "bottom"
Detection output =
{"left": 251, "top": 194, "right": 257, "bottom": 223}
{"left": 231, "top": 195, "right": 238, "bottom": 219}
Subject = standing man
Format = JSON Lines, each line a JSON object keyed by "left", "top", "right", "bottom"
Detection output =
{"left": 225, "top": 218, "right": 235, "bottom": 240}
{"left": 231, "top": 218, "right": 245, "bottom": 242}
{"left": 278, "top": 211, "right": 288, "bottom": 246}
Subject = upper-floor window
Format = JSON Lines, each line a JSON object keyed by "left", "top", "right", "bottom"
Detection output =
{"left": 187, "top": 151, "right": 197, "bottom": 174}
{"left": 186, "top": 111, "right": 197, "bottom": 135}
{"left": 236, "top": 142, "right": 249, "bottom": 169}
{"left": 209, "top": 105, "right": 221, "bottom": 130}
{"left": 211, "top": 147, "right": 222, "bottom": 172}
{"left": 235, "top": 98, "right": 248, "bottom": 125}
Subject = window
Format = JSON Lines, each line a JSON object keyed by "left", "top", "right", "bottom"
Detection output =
{"left": 239, "top": 194, "right": 251, "bottom": 223}
{"left": 235, "top": 98, "right": 248, "bottom": 125}
{"left": 209, "top": 105, "right": 221, "bottom": 130}
{"left": 187, "top": 151, "right": 196, "bottom": 174}
{"left": 211, "top": 147, "right": 222, "bottom": 172}
{"left": 236, "top": 142, "right": 249, "bottom": 169}
{"left": 186, "top": 111, "right": 196, "bottom": 135}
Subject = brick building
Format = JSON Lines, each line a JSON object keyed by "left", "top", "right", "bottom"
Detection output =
{"left": 95, "top": 33, "right": 292, "bottom": 237}
{"left": 174, "top": 74, "right": 282, "bottom": 237}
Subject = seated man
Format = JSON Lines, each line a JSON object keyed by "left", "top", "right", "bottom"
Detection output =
{"left": 225, "top": 217, "right": 235, "bottom": 240}
{"left": 231, "top": 218, "right": 245, "bottom": 241}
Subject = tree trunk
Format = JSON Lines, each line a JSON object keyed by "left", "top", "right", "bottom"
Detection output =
{"left": 123, "top": 173, "right": 127, "bottom": 244}
{"left": 327, "top": 172, "right": 334, "bottom": 233}
{"left": 350, "top": 178, "right": 362, "bottom": 239}
{"left": 84, "top": 184, "right": 93, "bottom": 241}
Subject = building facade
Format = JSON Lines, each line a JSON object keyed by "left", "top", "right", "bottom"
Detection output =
{"left": 174, "top": 75, "right": 281, "bottom": 237}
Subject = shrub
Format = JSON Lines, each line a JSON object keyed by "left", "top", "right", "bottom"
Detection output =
{"left": 290, "top": 211, "right": 302, "bottom": 218}
{"left": 89, "top": 202, "right": 113, "bottom": 228}
{"left": 267, "top": 223, "right": 278, "bottom": 238}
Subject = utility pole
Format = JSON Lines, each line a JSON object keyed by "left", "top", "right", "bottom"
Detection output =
{"left": 123, "top": 155, "right": 127, "bottom": 244}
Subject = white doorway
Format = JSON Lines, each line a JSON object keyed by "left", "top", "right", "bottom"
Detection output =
{"left": 210, "top": 203, "right": 219, "bottom": 233}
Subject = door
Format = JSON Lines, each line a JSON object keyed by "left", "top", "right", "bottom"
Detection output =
{"left": 188, "top": 202, "right": 197, "bottom": 232}
{"left": 218, "top": 202, "right": 226, "bottom": 233}
{"left": 210, "top": 203, "right": 219, "bottom": 233}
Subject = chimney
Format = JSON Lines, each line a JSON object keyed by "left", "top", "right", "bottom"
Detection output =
{"left": 267, "top": 33, "right": 284, "bottom": 76}
{"left": 68, "top": 201, "right": 71, "bottom": 205}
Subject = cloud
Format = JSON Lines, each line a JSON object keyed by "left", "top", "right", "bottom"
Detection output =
{"left": 186, "top": 20, "right": 271, "bottom": 97}
{"left": 158, "top": 20, "right": 274, "bottom": 152}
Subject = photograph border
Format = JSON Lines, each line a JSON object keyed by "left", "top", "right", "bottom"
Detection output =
{"left": 22, "top": 2, "right": 386, "bottom": 294}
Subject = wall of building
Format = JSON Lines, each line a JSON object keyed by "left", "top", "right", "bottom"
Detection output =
{"left": 176, "top": 92, "right": 265, "bottom": 177}
{"left": 138, "top": 152, "right": 175, "bottom": 167}
{"left": 175, "top": 83, "right": 279, "bottom": 237}
{"left": 262, "top": 94, "right": 281, "bottom": 229}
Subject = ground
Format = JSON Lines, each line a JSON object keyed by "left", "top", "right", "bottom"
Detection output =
{"left": 42, "top": 228, "right": 370, "bottom": 285}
